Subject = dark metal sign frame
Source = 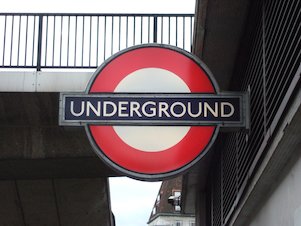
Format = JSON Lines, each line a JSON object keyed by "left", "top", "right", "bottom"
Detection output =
{"left": 59, "top": 92, "right": 249, "bottom": 128}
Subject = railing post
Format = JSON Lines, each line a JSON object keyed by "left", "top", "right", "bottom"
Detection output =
{"left": 37, "top": 15, "right": 43, "bottom": 71}
{"left": 153, "top": 16, "right": 158, "bottom": 43}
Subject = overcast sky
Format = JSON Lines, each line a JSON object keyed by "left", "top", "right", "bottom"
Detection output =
{"left": 109, "top": 177, "right": 163, "bottom": 226}
{"left": 2, "top": 0, "right": 196, "bottom": 225}
{"left": 2, "top": 0, "right": 195, "bottom": 14}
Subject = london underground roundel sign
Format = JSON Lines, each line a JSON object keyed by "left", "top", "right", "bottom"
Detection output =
{"left": 59, "top": 44, "right": 249, "bottom": 181}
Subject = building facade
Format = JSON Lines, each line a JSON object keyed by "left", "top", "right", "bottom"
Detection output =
{"left": 148, "top": 177, "right": 195, "bottom": 226}
{"left": 182, "top": 0, "right": 301, "bottom": 225}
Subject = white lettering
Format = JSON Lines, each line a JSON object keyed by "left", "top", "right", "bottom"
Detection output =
{"left": 86, "top": 101, "right": 101, "bottom": 116}
{"left": 187, "top": 102, "right": 202, "bottom": 118}
{"left": 130, "top": 102, "right": 142, "bottom": 117}
{"left": 158, "top": 102, "right": 170, "bottom": 117}
{"left": 103, "top": 101, "right": 117, "bottom": 117}
{"left": 70, "top": 101, "right": 85, "bottom": 117}
{"left": 69, "top": 98, "right": 238, "bottom": 121}
{"left": 142, "top": 101, "right": 156, "bottom": 117}
{"left": 204, "top": 102, "right": 218, "bottom": 117}
{"left": 170, "top": 102, "right": 186, "bottom": 118}
{"left": 221, "top": 102, "right": 234, "bottom": 117}
{"left": 118, "top": 101, "right": 129, "bottom": 117}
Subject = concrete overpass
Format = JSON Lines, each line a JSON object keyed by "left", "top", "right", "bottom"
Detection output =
{"left": 0, "top": 13, "right": 194, "bottom": 225}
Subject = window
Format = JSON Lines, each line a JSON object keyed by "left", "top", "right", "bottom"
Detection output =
{"left": 156, "top": 194, "right": 160, "bottom": 205}
{"left": 152, "top": 207, "right": 156, "bottom": 215}
{"left": 172, "top": 190, "right": 181, "bottom": 211}
{"left": 174, "top": 221, "right": 182, "bottom": 226}
{"left": 174, "top": 191, "right": 181, "bottom": 197}
{"left": 175, "top": 205, "right": 181, "bottom": 211}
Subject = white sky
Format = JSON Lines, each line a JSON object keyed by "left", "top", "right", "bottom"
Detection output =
{"left": 109, "top": 177, "right": 162, "bottom": 226}
{"left": 2, "top": 0, "right": 196, "bottom": 225}
{"left": 2, "top": 0, "right": 195, "bottom": 14}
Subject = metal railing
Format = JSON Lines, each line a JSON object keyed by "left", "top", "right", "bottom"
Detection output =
{"left": 0, "top": 13, "right": 194, "bottom": 70}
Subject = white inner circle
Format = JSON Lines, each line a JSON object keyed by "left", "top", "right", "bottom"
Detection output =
{"left": 113, "top": 68, "right": 191, "bottom": 152}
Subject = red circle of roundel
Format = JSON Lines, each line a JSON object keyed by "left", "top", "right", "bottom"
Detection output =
{"left": 86, "top": 45, "right": 218, "bottom": 178}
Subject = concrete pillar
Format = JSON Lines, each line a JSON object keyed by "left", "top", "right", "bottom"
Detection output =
{"left": 195, "top": 192, "right": 207, "bottom": 226}
{"left": 0, "top": 178, "right": 113, "bottom": 226}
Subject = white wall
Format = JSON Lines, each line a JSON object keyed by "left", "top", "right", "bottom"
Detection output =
{"left": 249, "top": 154, "right": 301, "bottom": 226}
{"left": 149, "top": 215, "right": 195, "bottom": 226}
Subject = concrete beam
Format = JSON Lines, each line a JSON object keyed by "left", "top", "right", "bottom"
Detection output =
{"left": 0, "top": 181, "right": 25, "bottom": 225}
{"left": 0, "top": 71, "right": 93, "bottom": 92}
{"left": 0, "top": 86, "right": 119, "bottom": 179}
{"left": 0, "top": 158, "right": 117, "bottom": 180}
{"left": 193, "top": 0, "right": 250, "bottom": 90}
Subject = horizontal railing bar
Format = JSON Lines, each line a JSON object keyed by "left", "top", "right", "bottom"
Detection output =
{"left": 0, "top": 13, "right": 194, "bottom": 17}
